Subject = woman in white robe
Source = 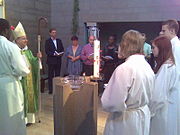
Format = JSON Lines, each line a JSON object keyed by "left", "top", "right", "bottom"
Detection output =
{"left": 101, "top": 30, "right": 155, "bottom": 135}
{"left": 0, "top": 19, "right": 30, "bottom": 135}
{"left": 150, "top": 35, "right": 178, "bottom": 135}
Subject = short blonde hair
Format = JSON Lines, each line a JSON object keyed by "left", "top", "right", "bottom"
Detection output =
{"left": 118, "top": 30, "right": 144, "bottom": 58}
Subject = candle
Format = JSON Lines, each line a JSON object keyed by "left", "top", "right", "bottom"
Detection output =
{"left": 83, "top": 73, "right": 86, "bottom": 76}
{"left": 83, "top": 72, "right": 86, "bottom": 82}
{"left": 93, "top": 39, "right": 100, "bottom": 78}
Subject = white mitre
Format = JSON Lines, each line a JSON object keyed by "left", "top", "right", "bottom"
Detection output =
{"left": 12, "top": 22, "right": 26, "bottom": 40}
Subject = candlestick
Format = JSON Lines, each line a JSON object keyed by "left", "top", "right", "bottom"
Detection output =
{"left": 38, "top": 35, "right": 41, "bottom": 52}
{"left": 37, "top": 35, "right": 42, "bottom": 69}
{"left": 93, "top": 39, "right": 100, "bottom": 78}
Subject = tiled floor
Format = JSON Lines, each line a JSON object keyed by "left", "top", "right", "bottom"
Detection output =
{"left": 27, "top": 91, "right": 108, "bottom": 135}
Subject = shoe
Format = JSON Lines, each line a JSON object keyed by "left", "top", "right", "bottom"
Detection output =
{"left": 26, "top": 123, "right": 33, "bottom": 127}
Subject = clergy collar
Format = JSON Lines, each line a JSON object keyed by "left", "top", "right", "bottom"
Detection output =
{"left": 126, "top": 54, "right": 145, "bottom": 61}
{"left": 22, "top": 45, "right": 28, "bottom": 50}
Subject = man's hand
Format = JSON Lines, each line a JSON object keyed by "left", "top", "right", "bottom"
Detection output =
{"left": 88, "top": 55, "right": 94, "bottom": 60}
{"left": 37, "top": 52, "right": 42, "bottom": 58}
{"left": 54, "top": 51, "right": 64, "bottom": 56}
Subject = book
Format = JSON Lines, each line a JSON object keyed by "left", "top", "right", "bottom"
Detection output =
{"left": 89, "top": 53, "right": 94, "bottom": 56}
{"left": 103, "top": 55, "right": 113, "bottom": 60}
{"left": 55, "top": 51, "right": 64, "bottom": 55}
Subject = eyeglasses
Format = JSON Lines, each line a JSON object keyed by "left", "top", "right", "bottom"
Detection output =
{"left": 19, "top": 37, "right": 28, "bottom": 41}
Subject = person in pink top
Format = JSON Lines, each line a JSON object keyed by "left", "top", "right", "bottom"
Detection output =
{"left": 81, "top": 35, "right": 95, "bottom": 76}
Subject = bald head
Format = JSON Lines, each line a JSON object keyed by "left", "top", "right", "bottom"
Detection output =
{"left": 88, "top": 35, "right": 95, "bottom": 45}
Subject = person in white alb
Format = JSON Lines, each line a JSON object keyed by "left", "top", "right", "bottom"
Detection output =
{"left": 158, "top": 19, "right": 180, "bottom": 135}
{"left": 101, "top": 30, "right": 154, "bottom": 135}
{"left": 0, "top": 18, "right": 30, "bottom": 135}
{"left": 149, "top": 35, "right": 178, "bottom": 135}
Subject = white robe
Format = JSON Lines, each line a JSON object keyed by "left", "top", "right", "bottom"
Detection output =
{"left": 149, "top": 60, "right": 178, "bottom": 135}
{"left": 171, "top": 36, "right": 180, "bottom": 74}
{"left": 0, "top": 36, "right": 30, "bottom": 135}
{"left": 101, "top": 55, "right": 154, "bottom": 135}
{"left": 169, "top": 36, "right": 180, "bottom": 135}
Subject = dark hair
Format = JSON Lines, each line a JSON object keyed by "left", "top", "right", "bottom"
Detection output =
{"left": 153, "top": 35, "right": 175, "bottom": 73}
{"left": 162, "top": 19, "right": 179, "bottom": 35}
{"left": 109, "top": 35, "right": 116, "bottom": 41}
{"left": 71, "top": 35, "right": 78, "bottom": 41}
{"left": 0, "top": 18, "right": 10, "bottom": 35}
{"left": 49, "top": 28, "right": 56, "bottom": 33}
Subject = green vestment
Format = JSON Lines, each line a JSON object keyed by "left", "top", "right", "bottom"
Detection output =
{"left": 21, "top": 49, "right": 40, "bottom": 118}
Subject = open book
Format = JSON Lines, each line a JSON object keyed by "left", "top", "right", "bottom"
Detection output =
{"left": 55, "top": 51, "right": 64, "bottom": 55}
{"left": 102, "top": 55, "right": 113, "bottom": 60}
{"left": 89, "top": 53, "right": 94, "bottom": 56}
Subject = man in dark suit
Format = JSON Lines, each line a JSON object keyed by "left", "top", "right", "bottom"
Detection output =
{"left": 45, "top": 28, "right": 64, "bottom": 94}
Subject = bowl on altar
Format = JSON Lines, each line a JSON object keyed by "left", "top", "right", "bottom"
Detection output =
{"left": 62, "top": 75, "right": 85, "bottom": 90}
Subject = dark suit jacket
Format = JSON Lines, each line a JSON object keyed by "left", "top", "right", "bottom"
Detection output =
{"left": 45, "top": 38, "right": 64, "bottom": 64}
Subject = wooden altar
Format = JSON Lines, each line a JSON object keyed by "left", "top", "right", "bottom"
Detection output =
{"left": 53, "top": 77, "right": 98, "bottom": 135}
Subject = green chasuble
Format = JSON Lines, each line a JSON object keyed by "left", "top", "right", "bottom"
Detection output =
{"left": 21, "top": 49, "right": 40, "bottom": 117}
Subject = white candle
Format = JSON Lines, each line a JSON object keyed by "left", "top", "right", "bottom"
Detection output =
{"left": 93, "top": 39, "right": 100, "bottom": 78}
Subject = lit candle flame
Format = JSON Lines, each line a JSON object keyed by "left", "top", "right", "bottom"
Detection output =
{"left": 83, "top": 73, "right": 86, "bottom": 76}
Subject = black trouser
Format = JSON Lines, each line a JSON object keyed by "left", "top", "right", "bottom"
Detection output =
{"left": 48, "top": 63, "right": 61, "bottom": 93}
{"left": 102, "top": 63, "right": 116, "bottom": 83}
{"left": 82, "top": 64, "right": 93, "bottom": 76}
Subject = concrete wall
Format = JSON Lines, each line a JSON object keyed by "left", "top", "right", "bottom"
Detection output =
{"left": 5, "top": 0, "right": 51, "bottom": 72}
{"left": 51, "top": 0, "right": 180, "bottom": 47}
{"left": 79, "top": 0, "right": 180, "bottom": 44}
{"left": 80, "top": 0, "right": 180, "bottom": 22}
{"left": 51, "top": 0, "right": 180, "bottom": 75}
{"left": 51, "top": 0, "right": 74, "bottom": 75}
{"left": 4, "top": 0, "right": 180, "bottom": 75}
{"left": 51, "top": 0, "right": 74, "bottom": 47}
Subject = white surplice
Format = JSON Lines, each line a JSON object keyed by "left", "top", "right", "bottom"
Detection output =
{"left": 0, "top": 36, "right": 30, "bottom": 135}
{"left": 169, "top": 36, "right": 180, "bottom": 135}
{"left": 149, "top": 60, "right": 178, "bottom": 135}
{"left": 101, "top": 54, "right": 154, "bottom": 135}
{"left": 171, "top": 36, "right": 180, "bottom": 74}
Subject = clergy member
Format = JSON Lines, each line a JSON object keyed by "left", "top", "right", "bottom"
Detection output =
{"left": 12, "top": 22, "right": 41, "bottom": 125}
{"left": 101, "top": 30, "right": 154, "bottom": 135}
{"left": 0, "top": 18, "right": 30, "bottom": 135}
